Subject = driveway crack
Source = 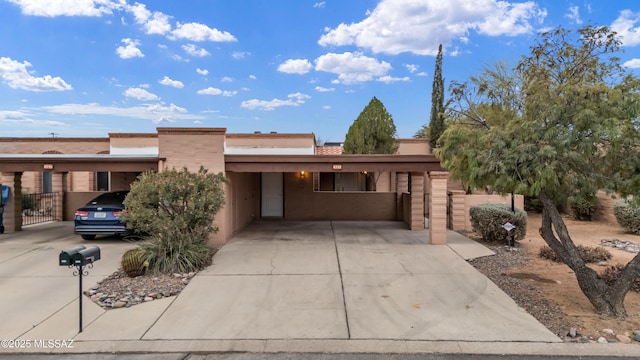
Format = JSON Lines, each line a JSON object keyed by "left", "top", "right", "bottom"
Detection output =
{"left": 331, "top": 220, "right": 351, "bottom": 339}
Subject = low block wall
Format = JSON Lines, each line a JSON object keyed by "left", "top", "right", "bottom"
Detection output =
{"left": 448, "top": 192, "right": 525, "bottom": 231}
{"left": 64, "top": 192, "right": 104, "bottom": 221}
{"left": 285, "top": 191, "right": 397, "bottom": 220}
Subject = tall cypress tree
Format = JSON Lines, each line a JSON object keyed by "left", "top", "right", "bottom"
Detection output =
{"left": 429, "top": 44, "right": 445, "bottom": 147}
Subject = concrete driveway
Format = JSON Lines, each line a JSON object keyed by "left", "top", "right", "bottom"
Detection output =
{"left": 0, "top": 220, "right": 562, "bottom": 355}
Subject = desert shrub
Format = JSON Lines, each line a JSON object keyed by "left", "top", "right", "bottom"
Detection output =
{"left": 568, "top": 192, "right": 599, "bottom": 221}
{"left": 120, "top": 248, "right": 149, "bottom": 277}
{"left": 121, "top": 167, "right": 227, "bottom": 273}
{"left": 469, "top": 203, "right": 527, "bottom": 243}
{"left": 539, "top": 245, "right": 612, "bottom": 263}
{"left": 600, "top": 264, "right": 640, "bottom": 292}
{"left": 524, "top": 195, "right": 543, "bottom": 213}
{"left": 613, "top": 199, "right": 640, "bottom": 235}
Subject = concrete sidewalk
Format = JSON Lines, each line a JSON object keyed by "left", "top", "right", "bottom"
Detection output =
{"left": 1, "top": 221, "right": 638, "bottom": 357}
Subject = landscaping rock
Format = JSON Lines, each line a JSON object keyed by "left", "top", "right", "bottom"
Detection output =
{"left": 597, "top": 337, "right": 608, "bottom": 344}
{"left": 616, "top": 335, "right": 632, "bottom": 344}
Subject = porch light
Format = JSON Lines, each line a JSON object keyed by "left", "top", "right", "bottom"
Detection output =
{"left": 299, "top": 171, "right": 306, "bottom": 178}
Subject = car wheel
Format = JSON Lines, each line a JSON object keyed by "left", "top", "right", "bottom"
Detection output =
{"left": 81, "top": 234, "right": 96, "bottom": 240}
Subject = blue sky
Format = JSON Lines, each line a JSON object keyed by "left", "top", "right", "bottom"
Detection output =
{"left": 1, "top": 0, "right": 640, "bottom": 142}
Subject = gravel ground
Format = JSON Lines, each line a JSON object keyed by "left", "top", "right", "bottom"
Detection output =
{"left": 468, "top": 243, "right": 570, "bottom": 340}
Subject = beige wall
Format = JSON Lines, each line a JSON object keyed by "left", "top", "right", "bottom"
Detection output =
{"left": 224, "top": 172, "right": 260, "bottom": 240}
{"left": 283, "top": 172, "right": 397, "bottom": 220}
{"left": 397, "top": 138, "right": 430, "bottom": 155}
{"left": 0, "top": 138, "right": 109, "bottom": 154}
{"left": 64, "top": 192, "right": 104, "bottom": 221}
{"left": 448, "top": 192, "right": 525, "bottom": 232}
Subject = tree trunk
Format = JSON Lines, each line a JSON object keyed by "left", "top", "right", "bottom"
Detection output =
{"left": 538, "top": 192, "right": 640, "bottom": 318}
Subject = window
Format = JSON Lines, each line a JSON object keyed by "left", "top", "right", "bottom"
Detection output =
{"left": 96, "top": 172, "right": 110, "bottom": 191}
{"left": 42, "top": 172, "right": 52, "bottom": 193}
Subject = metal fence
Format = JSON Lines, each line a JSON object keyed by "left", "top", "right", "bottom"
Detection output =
{"left": 22, "top": 192, "right": 61, "bottom": 226}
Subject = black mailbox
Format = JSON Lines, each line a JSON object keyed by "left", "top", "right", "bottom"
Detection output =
{"left": 59, "top": 246, "right": 86, "bottom": 266}
{"left": 72, "top": 246, "right": 101, "bottom": 266}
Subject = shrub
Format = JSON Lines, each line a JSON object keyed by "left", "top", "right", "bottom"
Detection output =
{"left": 469, "top": 203, "right": 527, "bottom": 243}
{"left": 568, "top": 192, "right": 599, "bottom": 221}
{"left": 121, "top": 248, "right": 148, "bottom": 277}
{"left": 613, "top": 199, "right": 640, "bottom": 235}
{"left": 121, "top": 167, "right": 227, "bottom": 273}
{"left": 539, "top": 245, "right": 612, "bottom": 263}
{"left": 600, "top": 264, "right": 640, "bottom": 292}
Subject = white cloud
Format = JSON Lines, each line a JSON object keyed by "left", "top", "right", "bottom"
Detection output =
{"left": 44, "top": 102, "right": 202, "bottom": 123}
{"left": 221, "top": 76, "right": 233, "bottom": 82}
{"left": 116, "top": 38, "right": 144, "bottom": 59}
{"left": 232, "top": 51, "right": 250, "bottom": 59}
{"left": 318, "top": 0, "right": 546, "bottom": 55}
{"left": 315, "top": 86, "right": 335, "bottom": 92}
{"left": 278, "top": 59, "right": 313, "bottom": 74}
{"left": 0, "top": 110, "right": 68, "bottom": 128}
{"left": 170, "top": 22, "right": 237, "bottom": 42}
{"left": 124, "top": 87, "right": 159, "bottom": 101}
{"left": 623, "top": 58, "right": 640, "bottom": 68}
{"left": 416, "top": 71, "right": 427, "bottom": 76}
{"left": 127, "top": 2, "right": 172, "bottom": 35}
{"left": 314, "top": 2, "right": 326, "bottom": 8}
{"left": 197, "top": 87, "right": 237, "bottom": 96}
{"left": 565, "top": 6, "right": 582, "bottom": 24}
{"left": 182, "top": 44, "right": 210, "bottom": 57}
{"left": 241, "top": 92, "right": 310, "bottom": 111}
{"left": 0, "top": 57, "right": 72, "bottom": 92}
{"left": 612, "top": 10, "right": 640, "bottom": 47}
{"left": 196, "top": 68, "right": 209, "bottom": 76}
{"left": 405, "top": 64, "right": 419, "bottom": 73}
{"left": 197, "top": 87, "right": 222, "bottom": 95}
{"left": 323, "top": 105, "right": 331, "bottom": 110}
{"left": 314, "top": 52, "right": 392, "bottom": 84}
{"left": 159, "top": 76, "right": 184, "bottom": 88}
{"left": 249, "top": 74, "right": 257, "bottom": 79}
{"left": 6, "top": 0, "right": 117, "bottom": 17}
{"left": 377, "top": 75, "right": 410, "bottom": 83}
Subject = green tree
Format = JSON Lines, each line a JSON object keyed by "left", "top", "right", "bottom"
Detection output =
{"left": 436, "top": 26, "right": 640, "bottom": 318}
{"left": 344, "top": 96, "right": 398, "bottom": 154}
{"left": 429, "top": 44, "right": 446, "bottom": 147}
{"left": 413, "top": 124, "right": 429, "bottom": 139}
{"left": 121, "top": 167, "right": 227, "bottom": 273}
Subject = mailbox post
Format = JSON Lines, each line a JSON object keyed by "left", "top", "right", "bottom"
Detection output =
{"left": 59, "top": 245, "right": 100, "bottom": 333}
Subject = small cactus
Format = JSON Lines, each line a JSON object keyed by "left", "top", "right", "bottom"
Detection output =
{"left": 121, "top": 248, "right": 149, "bottom": 277}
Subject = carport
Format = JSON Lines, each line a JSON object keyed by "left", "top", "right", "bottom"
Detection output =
{"left": 224, "top": 154, "right": 451, "bottom": 245}
{"left": 0, "top": 154, "right": 161, "bottom": 233}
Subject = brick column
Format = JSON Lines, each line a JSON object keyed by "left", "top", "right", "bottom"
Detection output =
{"left": 396, "top": 172, "right": 408, "bottom": 221}
{"left": 410, "top": 172, "right": 424, "bottom": 230}
{"left": 52, "top": 172, "right": 66, "bottom": 221}
{"left": 448, "top": 190, "right": 467, "bottom": 231}
{"left": 428, "top": 171, "right": 449, "bottom": 245}
{"left": 1, "top": 172, "right": 23, "bottom": 233}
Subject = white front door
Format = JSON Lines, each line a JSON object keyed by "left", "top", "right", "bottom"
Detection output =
{"left": 261, "top": 172, "right": 283, "bottom": 217}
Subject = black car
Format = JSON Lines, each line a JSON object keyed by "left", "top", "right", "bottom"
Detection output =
{"left": 74, "top": 191, "right": 130, "bottom": 240}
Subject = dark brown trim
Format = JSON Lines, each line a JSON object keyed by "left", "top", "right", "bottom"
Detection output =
{"left": 109, "top": 133, "right": 158, "bottom": 138}
{"left": 157, "top": 127, "right": 226, "bottom": 135}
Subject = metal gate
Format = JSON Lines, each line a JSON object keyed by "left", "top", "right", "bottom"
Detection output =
{"left": 22, "top": 192, "right": 60, "bottom": 225}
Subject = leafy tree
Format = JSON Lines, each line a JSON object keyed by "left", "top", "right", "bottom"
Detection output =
{"left": 429, "top": 44, "right": 446, "bottom": 147}
{"left": 436, "top": 26, "right": 640, "bottom": 318}
{"left": 121, "top": 167, "right": 227, "bottom": 273}
{"left": 344, "top": 96, "right": 398, "bottom": 154}
{"left": 413, "top": 124, "right": 429, "bottom": 139}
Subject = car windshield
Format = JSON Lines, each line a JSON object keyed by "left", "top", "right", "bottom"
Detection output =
{"left": 89, "top": 192, "right": 127, "bottom": 206}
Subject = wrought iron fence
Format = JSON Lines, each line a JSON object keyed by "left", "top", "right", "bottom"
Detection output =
{"left": 22, "top": 192, "right": 60, "bottom": 225}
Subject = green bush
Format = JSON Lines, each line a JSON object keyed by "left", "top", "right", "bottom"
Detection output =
{"left": 539, "top": 245, "right": 612, "bottom": 263}
{"left": 121, "top": 167, "right": 227, "bottom": 273}
{"left": 600, "top": 264, "right": 640, "bottom": 292}
{"left": 613, "top": 199, "right": 640, "bottom": 235}
{"left": 469, "top": 203, "right": 527, "bottom": 243}
{"left": 568, "top": 192, "right": 599, "bottom": 221}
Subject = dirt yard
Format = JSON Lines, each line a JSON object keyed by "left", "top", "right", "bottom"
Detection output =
{"left": 512, "top": 213, "right": 640, "bottom": 340}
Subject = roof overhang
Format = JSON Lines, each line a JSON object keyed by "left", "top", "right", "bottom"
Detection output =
{"left": 0, "top": 154, "right": 161, "bottom": 172}
{"left": 225, "top": 154, "right": 443, "bottom": 173}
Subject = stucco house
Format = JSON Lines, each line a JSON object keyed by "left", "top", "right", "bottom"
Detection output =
{"left": 0, "top": 127, "right": 462, "bottom": 245}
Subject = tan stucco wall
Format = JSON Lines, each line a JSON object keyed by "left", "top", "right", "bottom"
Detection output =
{"left": 225, "top": 133, "right": 315, "bottom": 149}
{"left": 224, "top": 172, "right": 260, "bottom": 240}
{"left": 397, "top": 139, "right": 430, "bottom": 155}
{"left": 284, "top": 172, "right": 397, "bottom": 220}
{"left": 0, "top": 138, "right": 109, "bottom": 154}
